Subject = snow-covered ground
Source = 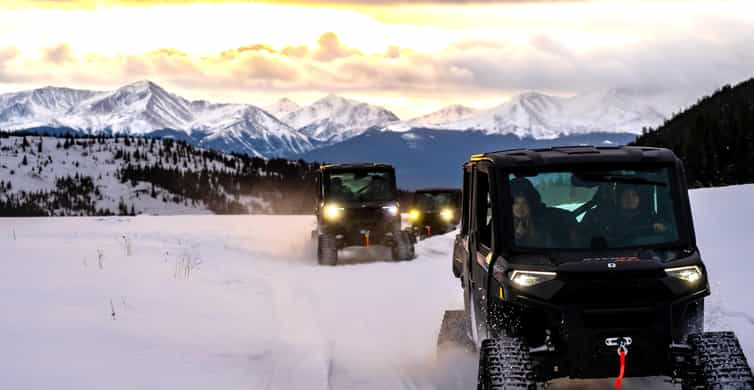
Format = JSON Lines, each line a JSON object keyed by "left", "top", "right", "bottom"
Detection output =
{"left": 0, "top": 136, "right": 275, "bottom": 215}
{"left": 1, "top": 184, "right": 753, "bottom": 389}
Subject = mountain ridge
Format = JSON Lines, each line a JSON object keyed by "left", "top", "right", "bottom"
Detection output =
{"left": 0, "top": 81, "right": 312, "bottom": 158}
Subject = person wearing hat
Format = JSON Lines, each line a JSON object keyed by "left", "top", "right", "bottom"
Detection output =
{"left": 510, "top": 177, "right": 552, "bottom": 247}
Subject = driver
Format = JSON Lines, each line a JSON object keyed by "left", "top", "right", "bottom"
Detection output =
{"left": 610, "top": 184, "right": 668, "bottom": 237}
{"left": 510, "top": 178, "right": 551, "bottom": 247}
{"left": 329, "top": 177, "right": 350, "bottom": 200}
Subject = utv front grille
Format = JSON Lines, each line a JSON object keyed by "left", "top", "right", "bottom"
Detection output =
{"left": 553, "top": 271, "right": 671, "bottom": 305}
{"left": 582, "top": 307, "right": 656, "bottom": 329}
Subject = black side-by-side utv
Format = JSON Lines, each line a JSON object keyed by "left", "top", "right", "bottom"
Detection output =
{"left": 439, "top": 146, "right": 753, "bottom": 389}
{"left": 313, "top": 163, "right": 415, "bottom": 265}
{"left": 408, "top": 188, "right": 461, "bottom": 239}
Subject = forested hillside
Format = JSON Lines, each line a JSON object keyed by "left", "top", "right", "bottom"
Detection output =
{"left": 0, "top": 134, "right": 319, "bottom": 216}
{"left": 633, "top": 78, "right": 754, "bottom": 187}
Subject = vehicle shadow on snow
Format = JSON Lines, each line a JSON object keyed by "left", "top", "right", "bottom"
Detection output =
{"left": 432, "top": 346, "right": 676, "bottom": 390}
{"left": 334, "top": 246, "right": 395, "bottom": 265}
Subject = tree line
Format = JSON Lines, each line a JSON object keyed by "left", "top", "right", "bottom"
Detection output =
{"left": 633, "top": 78, "right": 754, "bottom": 188}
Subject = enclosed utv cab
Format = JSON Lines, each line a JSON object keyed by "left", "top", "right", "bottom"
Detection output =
{"left": 408, "top": 188, "right": 461, "bottom": 238}
{"left": 313, "top": 163, "right": 414, "bottom": 265}
{"left": 441, "top": 146, "right": 753, "bottom": 389}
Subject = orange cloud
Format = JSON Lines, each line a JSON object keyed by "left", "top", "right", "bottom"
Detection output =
{"left": 42, "top": 44, "right": 75, "bottom": 64}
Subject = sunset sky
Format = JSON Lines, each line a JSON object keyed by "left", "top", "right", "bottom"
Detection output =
{"left": 1, "top": 0, "right": 753, "bottom": 117}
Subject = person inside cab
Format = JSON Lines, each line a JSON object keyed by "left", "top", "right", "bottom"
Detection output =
{"left": 610, "top": 184, "right": 669, "bottom": 237}
{"left": 510, "top": 178, "right": 552, "bottom": 247}
{"left": 328, "top": 177, "right": 351, "bottom": 201}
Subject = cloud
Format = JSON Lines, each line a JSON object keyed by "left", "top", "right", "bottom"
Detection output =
{"left": 0, "top": 46, "right": 19, "bottom": 81}
{"left": 2, "top": 26, "right": 754, "bottom": 116}
{"left": 41, "top": 44, "right": 75, "bottom": 64}
{"left": 15, "top": 0, "right": 582, "bottom": 6}
{"left": 312, "top": 32, "right": 361, "bottom": 62}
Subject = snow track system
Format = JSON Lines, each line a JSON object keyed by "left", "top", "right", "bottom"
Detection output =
{"left": 683, "top": 332, "right": 754, "bottom": 389}
{"left": 477, "top": 337, "right": 536, "bottom": 390}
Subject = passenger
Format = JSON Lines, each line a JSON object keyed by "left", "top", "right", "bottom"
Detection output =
{"left": 360, "top": 175, "right": 389, "bottom": 199}
{"left": 611, "top": 184, "right": 668, "bottom": 237}
{"left": 510, "top": 178, "right": 551, "bottom": 247}
{"left": 329, "top": 177, "right": 350, "bottom": 200}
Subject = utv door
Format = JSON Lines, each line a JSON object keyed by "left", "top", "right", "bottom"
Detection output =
{"left": 452, "top": 168, "right": 472, "bottom": 278}
{"left": 467, "top": 164, "right": 495, "bottom": 345}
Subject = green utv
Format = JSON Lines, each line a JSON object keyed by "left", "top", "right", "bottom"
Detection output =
{"left": 439, "top": 146, "right": 753, "bottom": 389}
{"left": 407, "top": 188, "right": 461, "bottom": 239}
{"left": 313, "top": 163, "right": 415, "bottom": 265}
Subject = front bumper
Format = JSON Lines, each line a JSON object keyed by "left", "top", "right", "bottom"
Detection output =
{"left": 319, "top": 207, "right": 400, "bottom": 247}
{"left": 408, "top": 212, "right": 456, "bottom": 235}
{"left": 494, "top": 271, "right": 709, "bottom": 380}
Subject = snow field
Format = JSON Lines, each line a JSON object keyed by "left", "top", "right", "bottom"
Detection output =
{"left": 1, "top": 184, "right": 753, "bottom": 389}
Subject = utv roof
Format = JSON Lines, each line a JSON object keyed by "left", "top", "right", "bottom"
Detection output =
{"left": 468, "top": 145, "right": 678, "bottom": 168}
{"left": 415, "top": 187, "right": 461, "bottom": 193}
{"left": 320, "top": 163, "right": 394, "bottom": 171}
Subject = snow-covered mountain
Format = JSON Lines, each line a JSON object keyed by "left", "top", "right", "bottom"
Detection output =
{"left": 1, "top": 82, "right": 667, "bottom": 157}
{"left": 264, "top": 98, "right": 301, "bottom": 119}
{"left": 281, "top": 94, "right": 400, "bottom": 144}
{"left": 0, "top": 81, "right": 313, "bottom": 158}
{"left": 388, "top": 104, "right": 477, "bottom": 131}
{"left": 0, "top": 86, "right": 100, "bottom": 127}
{"left": 433, "top": 90, "right": 666, "bottom": 139}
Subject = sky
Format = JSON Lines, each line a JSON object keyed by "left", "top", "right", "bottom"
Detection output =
{"left": 0, "top": 0, "right": 753, "bottom": 118}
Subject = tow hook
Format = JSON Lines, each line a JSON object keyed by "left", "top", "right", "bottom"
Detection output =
{"left": 606, "top": 337, "right": 631, "bottom": 388}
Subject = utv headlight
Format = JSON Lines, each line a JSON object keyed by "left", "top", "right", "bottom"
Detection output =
{"left": 323, "top": 204, "right": 344, "bottom": 221}
{"left": 382, "top": 204, "right": 399, "bottom": 216}
{"left": 440, "top": 208, "right": 454, "bottom": 222}
{"left": 408, "top": 209, "right": 421, "bottom": 221}
{"left": 510, "top": 270, "right": 557, "bottom": 288}
{"left": 665, "top": 265, "right": 703, "bottom": 284}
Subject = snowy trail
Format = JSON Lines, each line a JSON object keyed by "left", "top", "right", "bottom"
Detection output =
{"left": 2, "top": 184, "right": 754, "bottom": 389}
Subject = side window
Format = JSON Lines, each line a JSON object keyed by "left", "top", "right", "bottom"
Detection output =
{"left": 476, "top": 171, "right": 492, "bottom": 250}
{"left": 461, "top": 169, "right": 470, "bottom": 234}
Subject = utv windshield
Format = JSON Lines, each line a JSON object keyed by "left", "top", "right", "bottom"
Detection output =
{"left": 415, "top": 192, "right": 457, "bottom": 211}
{"left": 324, "top": 170, "right": 396, "bottom": 203}
{"left": 507, "top": 167, "right": 682, "bottom": 250}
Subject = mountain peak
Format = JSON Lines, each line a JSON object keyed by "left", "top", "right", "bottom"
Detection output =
{"left": 119, "top": 80, "right": 164, "bottom": 94}
{"left": 387, "top": 104, "right": 477, "bottom": 131}
{"left": 314, "top": 94, "right": 353, "bottom": 107}
{"left": 265, "top": 98, "right": 301, "bottom": 119}
{"left": 282, "top": 94, "right": 398, "bottom": 144}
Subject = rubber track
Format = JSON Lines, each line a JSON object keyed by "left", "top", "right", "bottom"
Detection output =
{"left": 392, "top": 231, "right": 414, "bottom": 261}
{"left": 318, "top": 234, "right": 338, "bottom": 266}
{"left": 478, "top": 337, "right": 536, "bottom": 390}
{"left": 687, "top": 331, "right": 754, "bottom": 389}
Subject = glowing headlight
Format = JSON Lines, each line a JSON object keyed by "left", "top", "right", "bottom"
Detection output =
{"left": 665, "top": 266, "right": 703, "bottom": 284}
{"left": 382, "top": 205, "right": 399, "bottom": 216}
{"left": 440, "top": 208, "right": 454, "bottom": 222}
{"left": 510, "top": 270, "right": 557, "bottom": 288}
{"left": 408, "top": 209, "right": 421, "bottom": 221}
{"left": 323, "top": 204, "right": 344, "bottom": 221}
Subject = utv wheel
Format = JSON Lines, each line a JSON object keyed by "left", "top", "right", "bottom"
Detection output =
{"left": 684, "top": 332, "right": 754, "bottom": 389}
{"left": 317, "top": 234, "right": 338, "bottom": 266}
{"left": 391, "top": 231, "right": 414, "bottom": 261}
{"left": 437, "top": 310, "right": 474, "bottom": 355}
{"left": 477, "top": 337, "right": 536, "bottom": 390}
